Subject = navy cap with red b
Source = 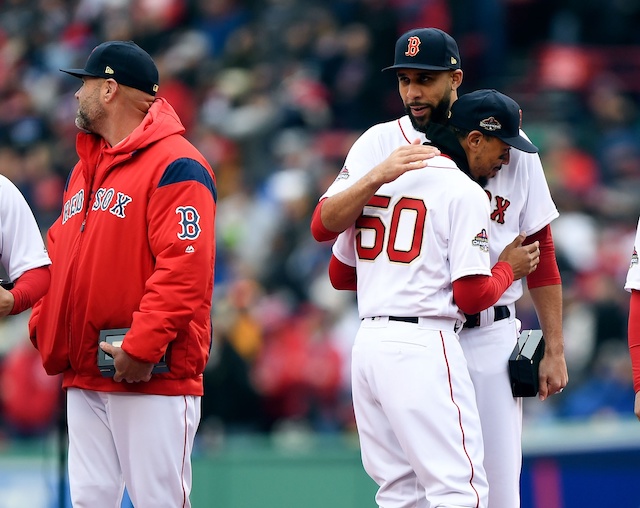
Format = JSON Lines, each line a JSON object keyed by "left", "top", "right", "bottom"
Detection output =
{"left": 383, "top": 28, "right": 461, "bottom": 72}
{"left": 61, "top": 40, "right": 159, "bottom": 96}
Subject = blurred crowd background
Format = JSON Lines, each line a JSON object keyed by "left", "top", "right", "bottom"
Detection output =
{"left": 0, "top": 0, "right": 639, "bottom": 445}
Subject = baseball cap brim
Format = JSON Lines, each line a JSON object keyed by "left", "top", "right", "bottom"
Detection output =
{"left": 499, "top": 134, "right": 538, "bottom": 153}
{"left": 382, "top": 63, "right": 454, "bottom": 72}
{"left": 60, "top": 68, "right": 99, "bottom": 79}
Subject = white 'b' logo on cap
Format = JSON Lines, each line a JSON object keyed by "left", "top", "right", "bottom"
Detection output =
{"left": 405, "top": 37, "right": 421, "bottom": 57}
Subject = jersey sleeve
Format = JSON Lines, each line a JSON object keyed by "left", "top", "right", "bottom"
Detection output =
{"left": 0, "top": 175, "right": 51, "bottom": 281}
{"left": 332, "top": 226, "right": 357, "bottom": 267}
{"left": 516, "top": 144, "right": 560, "bottom": 235}
{"left": 625, "top": 217, "right": 640, "bottom": 292}
{"left": 448, "top": 182, "right": 493, "bottom": 282}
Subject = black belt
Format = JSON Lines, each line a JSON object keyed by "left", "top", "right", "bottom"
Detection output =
{"left": 389, "top": 316, "right": 419, "bottom": 324}
{"left": 463, "top": 305, "right": 510, "bottom": 329}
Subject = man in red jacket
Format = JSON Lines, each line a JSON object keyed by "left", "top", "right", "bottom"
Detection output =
{"left": 29, "top": 40, "right": 217, "bottom": 508}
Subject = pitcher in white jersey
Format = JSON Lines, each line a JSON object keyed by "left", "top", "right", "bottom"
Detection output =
{"left": 312, "top": 28, "right": 568, "bottom": 508}
{"left": 328, "top": 90, "right": 541, "bottom": 508}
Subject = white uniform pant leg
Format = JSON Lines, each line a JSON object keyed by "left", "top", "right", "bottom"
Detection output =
{"left": 351, "top": 320, "right": 488, "bottom": 508}
{"left": 67, "top": 388, "right": 201, "bottom": 508}
{"left": 458, "top": 318, "right": 523, "bottom": 508}
{"left": 67, "top": 388, "right": 127, "bottom": 508}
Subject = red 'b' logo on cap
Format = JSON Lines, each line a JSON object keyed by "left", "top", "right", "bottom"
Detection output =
{"left": 405, "top": 36, "right": 421, "bottom": 57}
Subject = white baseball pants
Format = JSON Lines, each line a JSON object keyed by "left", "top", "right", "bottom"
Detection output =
{"left": 458, "top": 311, "right": 523, "bottom": 508}
{"left": 66, "top": 388, "right": 200, "bottom": 508}
{"left": 352, "top": 317, "right": 488, "bottom": 508}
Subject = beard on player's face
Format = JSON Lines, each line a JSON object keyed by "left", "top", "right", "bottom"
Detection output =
{"left": 404, "top": 91, "right": 452, "bottom": 133}
{"left": 76, "top": 102, "right": 106, "bottom": 134}
{"left": 476, "top": 175, "right": 489, "bottom": 188}
{"left": 75, "top": 111, "right": 92, "bottom": 132}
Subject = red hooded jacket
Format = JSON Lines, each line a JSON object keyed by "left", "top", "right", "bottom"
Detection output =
{"left": 29, "top": 98, "right": 217, "bottom": 396}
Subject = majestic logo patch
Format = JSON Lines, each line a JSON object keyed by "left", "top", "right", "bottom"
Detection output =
{"left": 185, "top": 245, "right": 195, "bottom": 253}
{"left": 631, "top": 248, "right": 638, "bottom": 268}
{"left": 404, "top": 36, "right": 421, "bottom": 57}
{"left": 336, "top": 166, "right": 350, "bottom": 181}
{"left": 472, "top": 229, "right": 489, "bottom": 252}
{"left": 480, "top": 117, "right": 501, "bottom": 132}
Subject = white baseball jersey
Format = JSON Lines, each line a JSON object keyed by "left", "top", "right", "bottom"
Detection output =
{"left": 624, "top": 217, "right": 640, "bottom": 291}
{"left": 330, "top": 116, "right": 492, "bottom": 322}
{"left": 0, "top": 174, "right": 51, "bottom": 281}
{"left": 483, "top": 133, "right": 559, "bottom": 305}
{"left": 327, "top": 115, "right": 491, "bottom": 507}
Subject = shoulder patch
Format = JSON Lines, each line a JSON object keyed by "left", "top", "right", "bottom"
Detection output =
{"left": 472, "top": 229, "right": 489, "bottom": 252}
{"left": 336, "top": 166, "right": 349, "bottom": 181}
{"left": 158, "top": 158, "right": 217, "bottom": 202}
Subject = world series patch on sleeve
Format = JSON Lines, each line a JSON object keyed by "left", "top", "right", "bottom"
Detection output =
{"left": 508, "top": 329, "right": 544, "bottom": 397}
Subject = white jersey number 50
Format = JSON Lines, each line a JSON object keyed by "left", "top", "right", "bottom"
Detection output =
{"left": 355, "top": 195, "right": 425, "bottom": 264}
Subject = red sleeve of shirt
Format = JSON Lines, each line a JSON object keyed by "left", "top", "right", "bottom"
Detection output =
{"left": 328, "top": 255, "right": 357, "bottom": 291}
{"left": 9, "top": 265, "right": 51, "bottom": 315}
{"left": 452, "top": 262, "right": 514, "bottom": 315}
{"left": 311, "top": 198, "right": 339, "bottom": 243}
{"left": 628, "top": 290, "right": 640, "bottom": 392}
{"left": 523, "top": 224, "right": 562, "bottom": 289}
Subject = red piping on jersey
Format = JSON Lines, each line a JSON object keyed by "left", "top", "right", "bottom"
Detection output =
{"left": 440, "top": 330, "right": 481, "bottom": 508}
{"left": 398, "top": 117, "right": 453, "bottom": 161}
{"left": 398, "top": 118, "right": 412, "bottom": 144}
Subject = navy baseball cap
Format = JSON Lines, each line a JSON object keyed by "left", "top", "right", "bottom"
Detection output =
{"left": 61, "top": 41, "right": 159, "bottom": 96}
{"left": 383, "top": 28, "right": 461, "bottom": 72}
{"left": 448, "top": 89, "right": 538, "bottom": 153}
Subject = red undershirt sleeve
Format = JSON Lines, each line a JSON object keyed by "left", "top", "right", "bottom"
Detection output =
{"left": 311, "top": 198, "right": 339, "bottom": 243}
{"left": 523, "top": 224, "right": 561, "bottom": 289}
{"left": 628, "top": 290, "right": 640, "bottom": 392}
{"left": 452, "top": 261, "right": 514, "bottom": 315}
{"left": 328, "top": 255, "right": 357, "bottom": 291}
{"left": 9, "top": 265, "right": 51, "bottom": 315}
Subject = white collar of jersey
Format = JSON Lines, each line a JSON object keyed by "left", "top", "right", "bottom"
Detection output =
{"left": 399, "top": 115, "right": 428, "bottom": 145}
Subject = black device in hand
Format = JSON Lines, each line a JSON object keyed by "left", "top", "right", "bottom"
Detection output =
{"left": 97, "top": 328, "right": 169, "bottom": 378}
{"left": 508, "top": 329, "right": 545, "bottom": 397}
